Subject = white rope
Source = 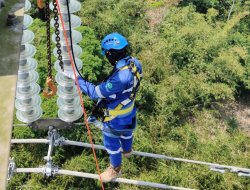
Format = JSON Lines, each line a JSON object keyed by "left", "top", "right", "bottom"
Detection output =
{"left": 14, "top": 168, "right": 194, "bottom": 190}
{"left": 11, "top": 139, "right": 250, "bottom": 173}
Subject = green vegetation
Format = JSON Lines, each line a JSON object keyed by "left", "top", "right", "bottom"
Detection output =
{"left": 9, "top": 0, "right": 250, "bottom": 189}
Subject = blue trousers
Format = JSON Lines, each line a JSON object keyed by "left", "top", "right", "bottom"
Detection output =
{"left": 102, "top": 119, "right": 136, "bottom": 167}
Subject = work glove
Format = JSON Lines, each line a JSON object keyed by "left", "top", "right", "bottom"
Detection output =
{"left": 62, "top": 70, "right": 79, "bottom": 80}
{"left": 87, "top": 116, "right": 97, "bottom": 124}
{"left": 87, "top": 116, "right": 103, "bottom": 130}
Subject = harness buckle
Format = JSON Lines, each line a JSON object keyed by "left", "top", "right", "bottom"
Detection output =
{"left": 103, "top": 109, "right": 110, "bottom": 117}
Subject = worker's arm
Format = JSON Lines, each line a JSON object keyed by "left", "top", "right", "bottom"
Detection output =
{"left": 77, "top": 77, "right": 99, "bottom": 100}
{"left": 62, "top": 70, "right": 129, "bottom": 100}
{"left": 77, "top": 71, "right": 128, "bottom": 100}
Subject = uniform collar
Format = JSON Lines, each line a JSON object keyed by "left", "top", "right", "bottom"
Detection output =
{"left": 115, "top": 56, "right": 130, "bottom": 69}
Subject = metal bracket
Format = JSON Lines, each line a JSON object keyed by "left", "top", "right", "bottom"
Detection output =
{"left": 42, "top": 161, "right": 59, "bottom": 177}
{"left": 55, "top": 136, "right": 65, "bottom": 146}
{"left": 44, "top": 126, "right": 63, "bottom": 162}
{"left": 7, "top": 158, "right": 16, "bottom": 180}
{"left": 43, "top": 127, "right": 61, "bottom": 177}
{"left": 29, "top": 118, "right": 75, "bottom": 130}
{"left": 48, "top": 126, "right": 65, "bottom": 146}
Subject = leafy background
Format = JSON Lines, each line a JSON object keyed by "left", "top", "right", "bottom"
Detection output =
{"left": 9, "top": 0, "right": 250, "bottom": 189}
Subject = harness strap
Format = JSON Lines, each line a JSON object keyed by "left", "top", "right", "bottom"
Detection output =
{"left": 119, "top": 60, "right": 141, "bottom": 99}
{"left": 103, "top": 59, "right": 142, "bottom": 100}
{"left": 103, "top": 59, "right": 142, "bottom": 122}
{"left": 120, "top": 63, "right": 141, "bottom": 82}
{"left": 104, "top": 102, "right": 135, "bottom": 122}
{"left": 102, "top": 117, "right": 137, "bottom": 137}
{"left": 102, "top": 126, "right": 131, "bottom": 137}
{"left": 104, "top": 59, "right": 142, "bottom": 122}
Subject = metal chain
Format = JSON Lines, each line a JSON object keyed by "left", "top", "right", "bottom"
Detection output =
{"left": 53, "top": 0, "right": 64, "bottom": 71}
{"left": 45, "top": 0, "right": 52, "bottom": 77}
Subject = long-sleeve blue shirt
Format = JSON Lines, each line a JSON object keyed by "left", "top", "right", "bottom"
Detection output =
{"left": 77, "top": 56, "right": 142, "bottom": 129}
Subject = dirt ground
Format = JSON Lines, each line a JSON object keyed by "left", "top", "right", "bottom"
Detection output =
{"left": 147, "top": 0, "right": 181, "bottom": 29}
{"left": 234, "top": 96, "right": 250, "bottom": 136}
{"left": 219, "top": 95, "right": 250, "bottom": 136}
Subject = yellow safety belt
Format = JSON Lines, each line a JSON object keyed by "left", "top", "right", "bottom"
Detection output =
{"left": 104, "top": 60, "right": 141, "bottom": 122}
{"left": 104, "top": 102, "right": 135, "bottom": 122}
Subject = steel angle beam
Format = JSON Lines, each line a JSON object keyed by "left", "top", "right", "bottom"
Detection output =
{"left": 0, "top": 0, "right": 25, "bottom": 189}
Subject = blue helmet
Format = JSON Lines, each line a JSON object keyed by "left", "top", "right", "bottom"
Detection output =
{"left": 101, "top": 33, "right": 128, "bottom": 55}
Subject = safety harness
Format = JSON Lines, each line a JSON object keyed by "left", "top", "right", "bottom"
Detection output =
{"left": 103, "top": 58, "right": 142, "bottom": 122}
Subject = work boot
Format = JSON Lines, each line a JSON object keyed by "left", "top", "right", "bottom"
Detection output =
{"left": 122, "top": 149, "right": 133, "bottom": 158}
{"left": 100, "top": 165, "right": 121, "bottom": 182}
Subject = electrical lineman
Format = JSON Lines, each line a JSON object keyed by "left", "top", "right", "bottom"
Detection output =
{"left": 63, "top": 33, "right": 142, "bottom": 182}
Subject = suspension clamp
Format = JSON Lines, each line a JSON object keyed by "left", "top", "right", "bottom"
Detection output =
{"left": 43, "top": 127, "right": 62, "bottom": 177}
{"left": 48, "top": 126, "right": 65, "bottom": 146}
{"left": 42, "top": 161, "right": 59, "bottom": 177}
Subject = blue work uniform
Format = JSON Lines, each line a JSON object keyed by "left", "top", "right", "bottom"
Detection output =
{"left": 77, "top": 56, "right": 142, "bottom": 167}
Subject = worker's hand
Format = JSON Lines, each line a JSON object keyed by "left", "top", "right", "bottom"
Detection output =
{"left": 62, "top": 70, "right": 78, "bottom": 80}
{"left": 87, "top": 116, "right": 103, "bottom": 130}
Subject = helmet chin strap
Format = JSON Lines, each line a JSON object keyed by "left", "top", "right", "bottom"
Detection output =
{"left": 106, "top": 54, "right": 117, "bottom": 66}
{"left": 106, "top": 52, "right": 117, "bottom": 66}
